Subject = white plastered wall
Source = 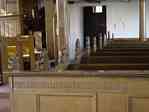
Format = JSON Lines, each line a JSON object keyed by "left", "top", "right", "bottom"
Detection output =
{"left": 101, "top": 0, "right": 139, "bottom": 38}
{"left": 67, "top": 0, "right": 140, "bottom": 61}
{"left": 67, "top": 4, "right": 84, "bottom": 62}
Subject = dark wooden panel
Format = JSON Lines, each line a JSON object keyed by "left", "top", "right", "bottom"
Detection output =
{"left": 83, "top": 6, "right": 107, "bottom": 48}
{"left": 67, "top": 64, "right": 149, "bottom": 70}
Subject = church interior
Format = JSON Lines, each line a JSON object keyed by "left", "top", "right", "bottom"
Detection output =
{"left": 1, "top": 0, "right": 149, "bottom": 112}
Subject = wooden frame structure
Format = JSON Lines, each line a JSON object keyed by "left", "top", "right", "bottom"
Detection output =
{"left": 8, "top": 71, "right": 149, "bottom": 112}
{"left": 2, "top": 36, "right": 35, "bottom": 73}
{"left": 45, "top": 0, "right": 68, "bottom": 62}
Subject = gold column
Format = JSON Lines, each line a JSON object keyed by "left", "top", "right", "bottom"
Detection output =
{"left": 56, "top": 0, "right": 65, "bottom": 50}
{"left": 56, "top": 0, "right": 67, "bottom": 63}
{"left": 139, "top": 0, "right": 145, "bottom": 41}
{"left": 45, "top": 0, "right": 55, "bottom": 59}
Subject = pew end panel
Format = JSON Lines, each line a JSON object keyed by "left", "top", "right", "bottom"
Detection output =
{"left": 8, "top": 71, "right": 149, "bottom": 112}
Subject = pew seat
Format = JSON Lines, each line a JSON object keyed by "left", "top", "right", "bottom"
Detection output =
{"left": 81, "top": 55, "right": 149, "bottom": 64}
{"left": 67, "top": 64, "right": 149, "bottom": 70}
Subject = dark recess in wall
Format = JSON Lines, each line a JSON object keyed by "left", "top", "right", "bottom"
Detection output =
{"left": 22, "top": 0, "right": 46, "bottom": 48}
{"left": 83, "top": 6, "right": 107, "bottom": 48}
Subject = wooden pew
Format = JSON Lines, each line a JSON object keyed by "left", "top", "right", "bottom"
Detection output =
{"left": 81, "top": 55, "right": 149, "bottom": 64}
{"left": 8, "top": 71, "right": 149, "bottom": 112}
{"left": 100, "top": 48, "right": 149, "bottom": 51}
{"left": 67, "top": 63, "right": 149, "bottom": 70}
{"left": 89, "top": 48, "right": 149, "bottom": 56}
{"left": 91, "top": 51, "right": 149, "bottom": 56}
{"left": 105, "top": 42, "right": 149, "bottom": 48}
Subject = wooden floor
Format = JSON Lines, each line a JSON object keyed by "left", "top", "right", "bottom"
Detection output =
{"left": 0, "top": 96, "right": 9, "bottom": 112}
{"left": 0, "top": 85, "right": 10, "bottom": 112}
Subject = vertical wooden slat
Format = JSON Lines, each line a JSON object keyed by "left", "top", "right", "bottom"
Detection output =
{"left": 53, "top": 14, "right": 58, "bottom": 60}
{"left": 2, "top": 37, "right": 7, "bottom": 71}
{"left": 56, "top": 0, "right": 61, "bottom": 62}
{"left": 56, "top": 0, "right": 68, "bottom": 63}
{"left": 29, "top": 37, "right": 35, "bottom": 71}
{"left": 16, "top": 37, "right": 23, "bottom": 70}
{"left": 58, "top": 0, "right": 65, "bottom": 50}
{"left": 18, "top": 0, "right": 23, "bottom": 34}
{"left": 139, "top": 0, "right": 145, "bottom": 41}
{"left": 45, "top": 0, "right": 67, "bottom": 62}
{"left": 44, "top": 0, "right": 55, "bottom": 59}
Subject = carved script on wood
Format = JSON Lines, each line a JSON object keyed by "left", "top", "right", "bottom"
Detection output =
{"left": 13, "top": 77, "right": 128, "bottom": 92}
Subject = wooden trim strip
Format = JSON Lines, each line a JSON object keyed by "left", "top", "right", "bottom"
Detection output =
{"left": 139, "top": 0, "right": 145, "bottom": 41}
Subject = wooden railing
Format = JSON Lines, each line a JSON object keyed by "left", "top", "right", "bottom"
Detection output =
{"left": 85, "top": 32, "right": 111, "bottom": 51}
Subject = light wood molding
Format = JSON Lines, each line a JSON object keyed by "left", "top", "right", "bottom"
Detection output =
{"left": 9, "top": 71, "right": 149, "bottom": 112}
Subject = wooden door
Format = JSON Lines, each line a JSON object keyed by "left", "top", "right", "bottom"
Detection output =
{"left": 83, "top": 6, "right": 107, "bottom": 48}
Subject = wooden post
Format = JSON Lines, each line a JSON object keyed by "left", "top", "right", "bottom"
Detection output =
{"left": 112, "top": 33, "right": 114, "bottom": 40}
{"left": 107, "top": 31, "right": 111, "bottom": 45}
{"left": 86, "top": 36, "right": 90, "bottom": 54}
{"left": 87, "top": 36, "right": 90, "bottom": 49}
{"left": 29, "top": 37, "right": 35, "bottom": 71}
{"left": 107, "top": 31, "right": 110, "bottom": 41}
{"left": 139, "top": 0, "right": 145, "bottom": 41}
{"left": 16, "top": 38, "right": 23, "bottom": 71}
{"left": 56, "top": 0, "right": 68, "bottom": 64}
{"left": 56, "top": 0, "right": 61, "bottom": 63}
{"left": 97, "top": 35, "right": 100, "bottom": 49}
{"left": 93, "top": 36, "right": 97, "bottom": 52}
{"left": 99, "top": 33, "right": 103, "bottom": 50}
{"left": 104, "top": 34, "right": 107, "bottom": 47}
{"left": 1, "top": 37, "right": 7, "bottom": 71}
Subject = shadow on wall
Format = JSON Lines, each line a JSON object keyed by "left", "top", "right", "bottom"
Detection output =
{"left": 69, "top": 33, "right": 82, "bottom": 63}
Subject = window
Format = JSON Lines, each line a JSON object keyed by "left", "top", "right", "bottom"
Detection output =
{"left": 0, "top": 0, "right": 20, "bottom": 37}
{"left": 93, "top": 6, "right": 103, "bottom": 13}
